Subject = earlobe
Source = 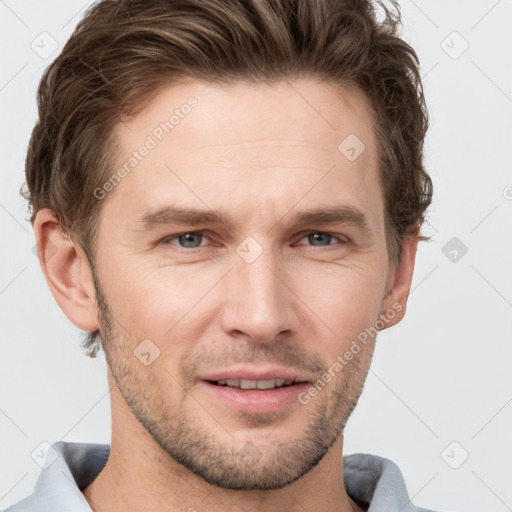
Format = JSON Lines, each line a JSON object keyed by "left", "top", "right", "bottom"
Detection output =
{"left": 379, "top": 229, "right": 420, "bottom": 330}
{"left": 33, "top": 208, "right": 99, "bottom": 332}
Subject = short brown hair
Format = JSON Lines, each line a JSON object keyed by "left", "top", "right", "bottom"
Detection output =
{"left": 23, "top": 0, "right": 433, "bottom": 357}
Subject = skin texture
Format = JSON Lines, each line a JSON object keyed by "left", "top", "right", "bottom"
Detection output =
{"left": 34, "top": 78, "right": 419, "bottom": 512}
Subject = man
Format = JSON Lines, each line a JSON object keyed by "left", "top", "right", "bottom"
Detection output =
{"left": 6, "top": 0, "right": 438, "bottom": 510}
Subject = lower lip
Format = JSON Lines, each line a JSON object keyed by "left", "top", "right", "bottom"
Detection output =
{"left": 199, "top": 380, "right": 310, "bottom": 414}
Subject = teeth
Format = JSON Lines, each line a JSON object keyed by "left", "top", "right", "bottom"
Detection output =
{"left": 215, "top": 378, "right": 293, "bottom": 389}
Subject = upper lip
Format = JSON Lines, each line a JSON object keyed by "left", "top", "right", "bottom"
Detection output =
{"left": 200, "top": 366, "right": 312, "bottom": 383}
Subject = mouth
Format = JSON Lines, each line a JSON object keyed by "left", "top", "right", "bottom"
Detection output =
{"left": 198, "top": 370, "right": 311, "bottom": 414}
{"left": 205, "top": 378, "right": 297, "bottom": 390}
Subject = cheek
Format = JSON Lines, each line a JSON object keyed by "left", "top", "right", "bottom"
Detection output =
{"left": 292, "top": 261, "right": 386, "bottom": 344}
{"left": 101, "top": 260, "right": 224, "bottom": 339}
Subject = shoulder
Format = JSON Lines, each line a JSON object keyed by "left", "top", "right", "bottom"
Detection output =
{"left": 1, "top": 441, "right": 109, "bottom": 512}
{"left": 343, "top": 452, "right": 444, "bottom": 512}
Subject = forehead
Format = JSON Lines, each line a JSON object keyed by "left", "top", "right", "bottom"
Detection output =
{"left": 118, "top": 78, "right": 376, "bottom": 155}
{"left": 104, "top": 78, "right": 381, "bottom": 232}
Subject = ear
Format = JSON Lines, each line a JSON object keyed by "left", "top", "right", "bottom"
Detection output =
{"left": 379, "top": 228, "right": 420, "bottom": 330}
{"left": 33, "top": 208, "right": 99, "bottom": 331}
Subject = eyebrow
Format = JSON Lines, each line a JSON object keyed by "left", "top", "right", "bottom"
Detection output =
{"left": 137, "top": 205, "right": 371, "bottom": 234}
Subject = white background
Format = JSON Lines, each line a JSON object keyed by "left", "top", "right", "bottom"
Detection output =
{"left": 1, "top": 1, "right": 511, "bottom": 511}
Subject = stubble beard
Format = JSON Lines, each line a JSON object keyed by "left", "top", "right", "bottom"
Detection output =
{"left": 91, "top": 269, "right": 373, "bottom": 491}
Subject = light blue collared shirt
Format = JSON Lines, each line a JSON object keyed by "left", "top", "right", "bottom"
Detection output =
{"left": 2, "top": 441, "right": 441, "bottom": 511}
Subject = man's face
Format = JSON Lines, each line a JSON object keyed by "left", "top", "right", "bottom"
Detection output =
{"left": 92, "top": 78, "right": 393, "bottom": 490}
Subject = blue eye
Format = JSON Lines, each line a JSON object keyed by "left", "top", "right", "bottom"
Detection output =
{"left": 163, "top": 232, "right": 207, "bottom": 248}
{"left": 297, "top": 232, "right": 346, "bottom": 247}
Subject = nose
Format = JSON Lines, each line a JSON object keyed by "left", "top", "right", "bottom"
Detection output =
{"left": 219, "top": 242, "right": 296, "bottom": 345}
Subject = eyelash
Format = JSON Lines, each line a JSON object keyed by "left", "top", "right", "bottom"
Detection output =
{"left": 160, "top": 231, "right": 348, "bottom": 251}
